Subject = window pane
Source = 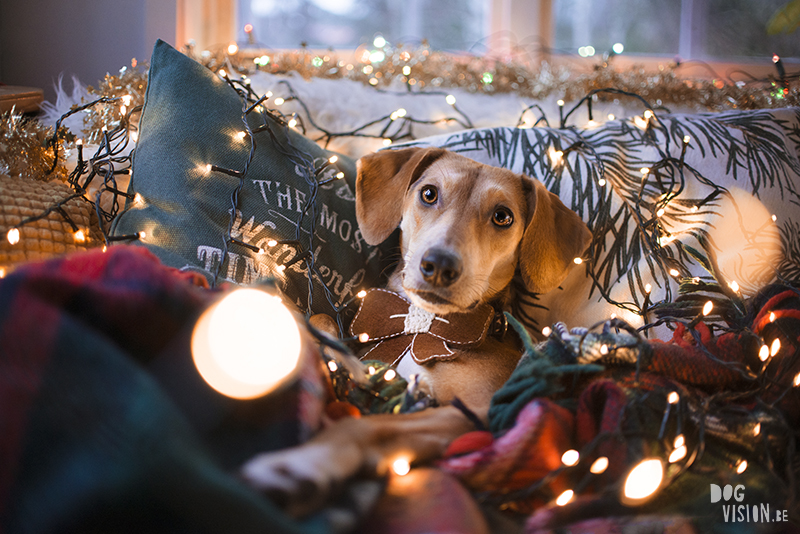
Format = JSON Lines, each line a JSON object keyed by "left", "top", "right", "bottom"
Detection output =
{"left": 239, "top": 0, "right": 485, "bottom": 50}
{"left": 702, "top": 0, "right": 799, "bottom": 59}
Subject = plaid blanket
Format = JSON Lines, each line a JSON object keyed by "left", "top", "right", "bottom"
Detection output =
{"left": 0, "top": 246, "right": 328, "bottom": 534}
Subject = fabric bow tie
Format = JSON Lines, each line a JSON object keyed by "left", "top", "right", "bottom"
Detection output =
{"left": 349, "top": 288, "right": 495, "bottom": 366}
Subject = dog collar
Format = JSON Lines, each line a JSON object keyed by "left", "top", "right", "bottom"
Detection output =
{"left": 349, "top": 288, "right": 495, "bottom": 366}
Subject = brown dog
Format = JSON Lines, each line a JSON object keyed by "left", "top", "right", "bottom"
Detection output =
{"left": 241, "top": 147, "right": 590, "bottom": 515}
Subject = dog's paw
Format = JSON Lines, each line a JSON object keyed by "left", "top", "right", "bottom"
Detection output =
{"left": 240, "top": 440, "right": 365, "bottom": 517}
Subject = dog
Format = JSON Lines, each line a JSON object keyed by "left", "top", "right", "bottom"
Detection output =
{"left": 241, "top": 147, "right": 591, "bottom": 515}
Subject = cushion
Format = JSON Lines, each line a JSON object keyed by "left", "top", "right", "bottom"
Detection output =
{"left": 396, "top": 108, "right": 800, "bottom": 331}
{"left": 112, "top": 40, "right": 397, "bottom": 324}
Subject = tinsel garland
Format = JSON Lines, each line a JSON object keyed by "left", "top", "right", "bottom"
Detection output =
{"left": 0, "top": 111, "right": 68, "bottom": 181}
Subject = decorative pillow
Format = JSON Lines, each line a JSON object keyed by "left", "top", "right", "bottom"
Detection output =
{"left": 112, "top": 40, "right": 396, "bottom": 324}
{"left": 396, "top": 109, "right": 800, "bottom": 331}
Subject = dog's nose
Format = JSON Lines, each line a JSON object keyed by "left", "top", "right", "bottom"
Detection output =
{"left": 419, "top": 248, "right": 462, "bottom": 287}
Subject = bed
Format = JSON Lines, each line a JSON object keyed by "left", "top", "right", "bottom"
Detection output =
{"left": 1, "top": 39, "right": 799, "bottom": 533}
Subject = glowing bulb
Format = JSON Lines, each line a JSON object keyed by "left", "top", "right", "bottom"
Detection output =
{"left": 702, "top": 301, "right": 713, "bottom": 316}
{"left": 573, "top": 257, "right": 583, "bottom": 265}
{"left": 600, "top": 344, "right": 609, "bottom": 355}
{"left": 288, "top": 118, "right": 298, "bottom": 129}
{"left": 669, "top": 268, "right": 679, "bottom": 277}
{"left": 267, "top": 239, "right": 278, "bottom": 247}
{"left": 276, "top": 264, "right": 286, "bottom": 273}
{"left": 138, "top": 231, "right": 146, "bottom": 239}
{"left": 392, "top": 457, "right": 410, "bottom": 476}
{"left": 383, "top": 139, "right": 392, "bottom": 146}
{"left": 729, "top": 281, "right": 740, "bottom": 292}
{"left": 0, "top": 268, "right": 5, "bottom": 278}
{"left": 770, "top": 312, "right": 776, "bottom": 322}
{"left": 120, "top": 105, "right": 127, "bottom": 115}
{"left": 542, "top": 326, "right": 552, "bottom": 337}
{"left": 73, "top": 230, "right": 86, "bottom": 243}
{"left": 219, "top": 69, "right": 227, "bottom": 78}
{"left": 403, "top": 65, "right": 411, "bottom": 76}
{"left": 669, "top": 445, "right": 687, "bottom": 463}
{"left": 736, "top": 460, "right": 748, "bottom": 474}
{"left": 598, "top": 178, "right": 606, "bottom": 186}
{"left": 557, "top": 99, "right": 565, "bottom": 107}
{"left": 640, "top": 167, "right": 650, "bottom": 176}
{"left": 561, "top": 449, "right": 580, "bottom": 466}
{"left": 191, "top": 289, "right": 302, "bottom": 399}
{"left": 369, "top": 50, "right": 385, "bottom": 63}
{"left": 327, "top": 360, "right": 338, "bottom": 372}
{"left": 753, "top": 422, "right": 761, "bottom": 436}
{"left": 772, "top": 214, "right": 777, "bottom": 222}
{"left": 634, "top": 116, "right": 648, "bottom": 129}
{"left": 673, "top": 434, "right": 685, "bottom": 449}
{"left": 237, "top": 131, "right": 247, "bottom": 140}
{"left": 357, "top": 290, "right": 367, "bottom": 299}
{"left": 76, "top": 139, "right": 83, "bottom": 146}
{"left": 607, "top": 114, "right": 615, "bottom": 121}
{"left": 770, "top": 337, "right": 781, "bottom": 357}
{"left": 667, "top": 391, "right": 679, "bottom": 404}
{"left": 274, "top": 97, "right": 285, "bottom": 106}
{"left": 328, "top": 155, "right": 339, "bottom": 164}
{"left": 130, "top": 131, "right": 139, "bottom": 142}
{"left": 683, "top": 135, "right": 691, "bottom": 144}
{"left": 7, "top": 228, "right": 20, "bottom": 245}
{"left": 556, "top": 489, "right": 574, "bottom": 506}
{"left": 612, "top": 42, "right": 624, "bottom": 54}
{"left": 657, "top": 209, "right": 666, "bottom": 218}
{"left": 548, "top": 147, "right": 564, "bottom": 168}
{"left": 445, "top": 94, "right": 457, "bottom": 105}
{"left": 227, "top": 43, "right": 239, "bottom": 55}
{"left": 335, "top": 172, "right": 345, "bottom": 179}
{"left": 205, "top": 164, "right": 212, "bottom": 174}
{"left": 358, "top": 332, "right": 370, "bottom": 343}
{"left": 645, "top": 283, "right": 652, "bottom": 294}
{"left": 643, "top": 110, "right": 654, "bottom": 120}
{"left": 384, "top": 369, "right": 397, "bottom": 381}
{"left": 368, "top": 365, "right": 376, "bottom": 375}
{"left": 759, "top": 344, "right": 770, "bottom": 362}
{"left": 691, "top": 205, "right": 698, "bottom": 212}
{"left": 623, "top": 459, "right": 663, "bottom": 502}
{"left": 586, "top": 119, "right": 599, "bottom": 128}
{"left": 590, "top": 457, "right": 608, "bottom": 474}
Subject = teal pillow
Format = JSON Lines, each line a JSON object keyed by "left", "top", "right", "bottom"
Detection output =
{"left": 112, "top": 40, "right": 395, "bottom": 324}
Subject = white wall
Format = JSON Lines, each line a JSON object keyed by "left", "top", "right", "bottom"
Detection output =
{"left": 0, "top": 0, "right": 177, "bottom": 104}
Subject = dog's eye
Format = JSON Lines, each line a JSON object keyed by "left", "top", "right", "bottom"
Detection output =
{"left": 420, "top": 185, "right": 438, "bottom": 205}
{"left": 492, "top": 208, "right": 514, "bottom": 227}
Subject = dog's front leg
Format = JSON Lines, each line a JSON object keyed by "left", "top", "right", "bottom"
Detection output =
{"left": 240, "top": 405, "right": 475, "bottom": 517}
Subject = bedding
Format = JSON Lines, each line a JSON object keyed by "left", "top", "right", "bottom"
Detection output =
{"left": 1, "top": 38, "right": 800, "bottom": 533}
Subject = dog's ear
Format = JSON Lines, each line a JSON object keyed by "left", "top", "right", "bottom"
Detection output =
{"left": 356, "top": 147, "right": 448, "bottom": 245}
{"left": 519, "top": 179, "right": 592, "bottom": 294}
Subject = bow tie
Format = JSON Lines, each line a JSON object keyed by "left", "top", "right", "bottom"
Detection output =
{"left": 349, "top": 288, "right": 497, "bottom": 366}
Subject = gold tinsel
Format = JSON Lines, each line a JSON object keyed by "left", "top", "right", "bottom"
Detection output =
{"left": 0, "top": 111, "right": 67, "bottom": 182}
{"left": 81, "top": 60, "right": 148, "bottom": 145}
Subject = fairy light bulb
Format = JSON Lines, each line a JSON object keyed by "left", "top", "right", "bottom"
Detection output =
{"left": 368, "top": 365, "right": 376, "bottom": 375}
{"left": 138, "top": 231, "right": 146, "bottom": 239}
{"left": 542, "top": 326, "right": 552, "bottom": 337}
{"left": 769, "top": 312, "right": 776, "bottom": 322}
{"left": 276, "top": 265, "right": 286, "bottom": 273}
{"left": 759, "top": 344, "right": 770, "bottom": 362}
{"left": 556, "top": 489, "right": 574, "bottom": 506}
{"left": 683, "top": 135, "right": 691, "bottom": 144}
{"left": 573, "top": 257, "right": 583, "bottom": 265}
{"left": 736, "top": 460, "right": 748, "bottom": 474}
{"left": 384, "top": 369, "right": 397, "bottom": 381}
{"left": 557, "top": 99, "right": 565, "bottom": 107}
{"left": 794, "top": 373, "right": 800, "bottom": 387}
{"left": 357, "top": 290, "right": 367, "bottom": 299}
{"left": 640, "top": 167, "right": 650, "bottom": 176}
{"left": 288, "top": 118, "right": 298, "bottom": 129}
{"left": 219, "top": 69, "right": 227, "bottom": 78}
{"left": 643, "top": 109, "right": 654, "bottom": 120}
{"left": 598, "top": 178, "right": 606, "bottom": 186}
{"left": 702, "top": 301, "right": 713, "bottom": 316}
{"left": 548, "top": 147, "right": 564, "bottom": 168}
{"left": 191, "top": 289, "right": 302, "bottom": 399}
{"left": 657, "top": 209, "right": 666, "bottom": 218}
{"left": 130, "top": 131, "right": 139, "bottom": 143}
{"left": 0, "top": 268, "right": 5, "bottom": 279}
{"left": 667, "top": 391, "right": 679, "bottom": 404}
{"left": 227, "top": 43, "right": 239, "bottom": 55}
{"left": 392, "top": 457, "right": 410, "bottom": 476}
{"left": 770, "top": 337, "right": 781, "bottom": 357}
{"left": 402, "top": 65, "right": 411, "bottom": 76}
{"left": 327, "top": 360, "right": 338, "bottom": 372}
{"left": 274, "top": 97, "right": 285, "bottom": 106}
{"left": 634, "top": 116, "right": 649, "bottom": 129}
{"left": 645, "top": 283, "right": 652, "bottom": 294}
{"left": 120, "top": 104, "right": 127, "bottom": 115}
{"left": 669, "top": 445, "right": 687, "bottom": 463}
{"left": 608, "top": 114, "right": 615, "bottom": 120}
{"left": 335, "top": 172, "right": 345, "bottom": 179}
{"left": 328, "top": 155, "right": 339, "bottom": 164}
{"left": 445, "top": 94, "right": 457, "bottom": 105}
{"left": 267, "top": 239, "right": 278, "bottom": 247}
{"left": 73, "top": 230, "right": 86, "bottom": 243}
{"left": 623, "top": 459, "right": 664, "bottom": 503}
{"left": 729, "top": 281, "right": 740, "bottom": 292}
{"left": 205, "top": 164, "right": 212, "bottom": 174}
{"left": 358, "top": 333, "right": 370, "bottom": 343}
{"left": 590, "top": 457, "right": 609, "bottom": 474}
{"left": 753, "top": 422, "right": 761, "bottom": 436}
{"left": 600, "top": 344, "right": 609, "bottom": 355}
{"left": 383, "top": 139, "right": 392, "bottom": 146}
{"left": 7, "top": 228, "right": 20, "bottom": 245}
{"left": 561, "top": 449, "right": 580, "bottom": 466}
{"left": 674, "top": 434, "right": 685, "bottom": 449}
{"left": 237, "top": 131, "right": 247, "bottom": 140}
